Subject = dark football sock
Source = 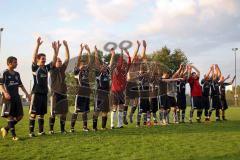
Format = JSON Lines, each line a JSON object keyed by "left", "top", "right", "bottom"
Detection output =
{"left": 71, "top": 113, "right": 78, "bottom": 129}
{"left": 49, "top": 117, "right": 55, "bottom": 131}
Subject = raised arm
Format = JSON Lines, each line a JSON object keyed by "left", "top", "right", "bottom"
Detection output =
{"left": 205, "top": 65, "right": 214, "bottom": 80}
{"left": 141, "top": 40, "right": 147, "bottom": 62}
{"left": 63, "top": 40, "right": 70, "bottom": 65}
{"left": 52, "top": 41, "right": 60, "bottom": 67}
{"left": 132, "top": 40, "right": 141, "bottom": 63}
{"left": 123, "top": 48, "right": 132, "bottom": 71}
{"left": 94, "top": 45, "right": 101, "bottom": 70}
{"left": 84, "top": 44, "right": 91, "bottom": 66}
{"left": 109, "top": 48, "right": 115, "bottom": 68}
{"left": 172, "top": 64, "right": 183, "bottom": 78}
{"left": 77, "top": 44, "right": 84, "bottom": 67}
{"left": 32, "top": 37, "right": 43, "bottom": 63}
{"left": 215, "top": 64, "right": 222, "bottom": 79}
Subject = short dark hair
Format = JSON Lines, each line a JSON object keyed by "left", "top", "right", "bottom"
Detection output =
{"left": 37, "top": 53, "right": 46, "bottom": 60}
{"left": 7, "top": 56, "right": 17, "bottom": 64}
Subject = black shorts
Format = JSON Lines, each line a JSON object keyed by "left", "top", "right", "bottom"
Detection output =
{"left": 75, "top": 95, "right": 90, "bottom": 113}
{"left": 177, "top": 94, "right": 186, "bottom": 110}
{"left": 126, "top": 81, "right": 139, "bottom": 99}
{"left": 221, "top": 98, "right": 228, "bottom": 110}
{"left": 190, "top": 96, "right": 203, "bottom": 110}
{"left": 1, "top": 96, "right": 23, "bottom": 118}
{"left": 202, "top": 96, "right": 210, "bottom": 110}
{"left": 167, "top": 96, "right": 177, "bottom": 108}
{"left": 94, "top": 89, "right": 110, "bottom": 112}
{"left": 140, "top": 98, "right": 150, "bottom": 113}
{"left": 159, "top": 95, "right": 168, "bottom": 109}
{"left": 50, "top": 92, "right": 68, "bottom": 116}
{"left": 30, "top": 93, "right": 48, "bottom": 115}
{"left": 150, "top": 97, "right": 158, "bottom": 113}
{"left": 111, "top": 91, "right": 125, "bottom": 106}
{"left": 211, "top": 95, "right": 222, "bottom": 109}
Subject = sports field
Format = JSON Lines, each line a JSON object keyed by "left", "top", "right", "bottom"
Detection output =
{"left": 0, "top": 107, "right": 240, "bottom": 160}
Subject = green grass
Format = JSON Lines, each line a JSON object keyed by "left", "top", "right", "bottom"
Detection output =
{"left": 0, "top": 107, "right": 240, "bottom": 160}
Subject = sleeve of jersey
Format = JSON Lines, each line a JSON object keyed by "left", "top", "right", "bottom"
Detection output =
{"left": 46, "top": 62, "right": 53, "bottom": 71}
{"left": 32, "top": 63, "right": 38, "bottom": 72}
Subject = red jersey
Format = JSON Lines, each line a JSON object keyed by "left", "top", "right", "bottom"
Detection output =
{"left": 111, "top": 56, "right": 131, "bottom": 92}
{"left": 188, "top": 76, "right": 202, "bottom": 97}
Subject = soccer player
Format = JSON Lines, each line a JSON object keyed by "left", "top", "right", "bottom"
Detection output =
{"left": 0, "top": 57, "right": 31, "bottom": 140}
{"left": 124, "top": 40, "right": 141, "bottom": 125}
{"left": 209, "top": 64, "right": 222, "bottom": 121}
{"left": 49, "top": 40, "right": 70, "bottom": 134}
{"left": 128, "top": 40, "right": 147, "bottom": 124}
{"left": 201, "top": 65, "right": 214, "bottom": 121}
{"left": 137, "top": 63, "right": 151, "bottom": 127}
{"left": 173, "top": 64, "right": 187, "bottom": 123}
{"left": 70, "top": 44, "right": 91, "bottom": 132}
{"left": 219, "top": 75, "right": 235, "bottom": 120}
{"left": 187, "top": 64, "right": 203, "bottom": 123}
{"left": 110, "top": 48, "right": 131, "bottom": 129}
{"left": 29, "top": 37, "right": 58, "bottom": 137}
{"left": 92, "top": 46, "right": 113, "bottom": 131}
{"left": 149, "top": 62, "right": 160, "bottom": 125}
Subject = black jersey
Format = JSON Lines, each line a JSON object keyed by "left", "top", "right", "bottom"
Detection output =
{"left": 0, "top": 70, "right": 23, "bottom": 97}
{"left": 176, "top": 80, "right": 186, "bottom": 96}
{"left": 74, "top": 66, "right": 90, "bottom": 95}
{"left": 74, "top": 66, "right": 90, "bottom": 86}
{"left": 159, "top": 79, "right": 167, "bottom": 95}
{"left": 32, "top": 63, "right": 52, "bottom": 94}
{"left": 138, "top": 73, "right": 150, "bottom": 97}
{"left": 201, "top": 79, "right": 211, "bottom": 97}
{"left": 220, "top": 82, "right": 230, "bottom": 99}
{"left": 211, "top": 80, "right": 220, "bottom": 96}
{"left": 96, "top": 68, "right": 110, "bottom": 91}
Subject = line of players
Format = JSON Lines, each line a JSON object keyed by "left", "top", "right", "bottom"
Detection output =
{"left": 0, "top": 37, "right": 235, "bottom": 140}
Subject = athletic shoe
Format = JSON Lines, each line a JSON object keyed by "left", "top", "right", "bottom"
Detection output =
{"left": 196, "top": 119, "right": 201, "bottom": 123}
{"left": 143, "top": 122, "right": 147, "bottom": 126}
{"left": 111, "top": 127, "right": 115, "bottom": 130}
{"left": 123, "top": 119, "right": 128, "bottom": 125}
{"left": 154, "top": 120, "right": 158, "bottom": 126}
{"left": 216, "top": 118, "right": 221, "bottom": 122}
{"left": 118, "top": 126, "right": 124, "bottom": 129}
{"left": 29, "top": 132, "right": 36, "bottom": 138}
{"left": 12, "top": 136, "right": 19, "bottom": 141}
{"left": 38, "top": 132, "right": 46, "bottom": 136}
{"left": 61, "top": 130, "right": 68, "bottom": 134}
{"left": 93, "top": 128, "right": 98, "bottom": 132}
{"left": 82, "top": 128, "right": 89, "bottom": 132}
{"left": 136, "top": 124, "right": 140, "bottom": 128}
{"left": 101, "top": 128, "right": 108, "bottom": 130}
{"left": 1, "top": 127, "right": 8, "bottom": 138}
{"left": 49, "top": 130, "right": 54, "bottom": 135}
{"left": 70, "top": 128, "right": 75, "bottom": 133}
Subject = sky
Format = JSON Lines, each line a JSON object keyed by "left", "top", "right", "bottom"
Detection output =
{"left": 0, "top": 0, "right": 240, "bottom": 93}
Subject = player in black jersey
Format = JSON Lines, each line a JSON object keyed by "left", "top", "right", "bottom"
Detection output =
{"left": 219, "top": 75, "right": 235, "bottom": 120}
{"left": 201, "top": 65, "right": 213, "bottom": 121}
{"left": 29, "top": 37, "right": 58, "bottom": 137}
{"left": 137, "top": 63, "right": 151, "bottom": 127}
{"left": 70, "top": 44, "right": 91, "bottom": 132}
{"left": 92, "top": 46, "right": 114, "bottom": 131}
{"left": 173, "top": 64, "right": 187, "bottom": 123}
{"left": 0, "top": 56, "right": 31, "bottom": 140}
{"left": 209, "top": 64, "right": 222, "bottom": 121}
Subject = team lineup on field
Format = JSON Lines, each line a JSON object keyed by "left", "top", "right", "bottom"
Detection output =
{"left": 0, "top": 37, "right": 236, "bottom": 141}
